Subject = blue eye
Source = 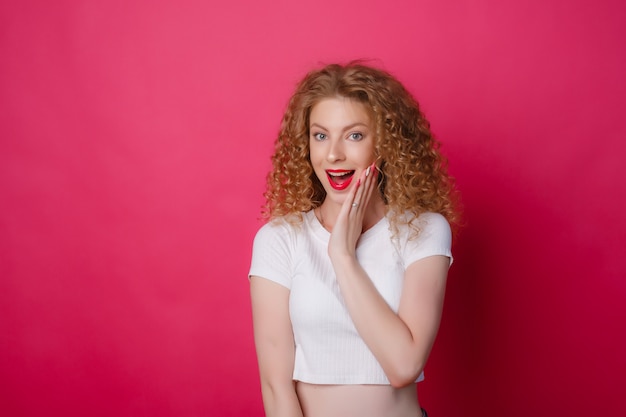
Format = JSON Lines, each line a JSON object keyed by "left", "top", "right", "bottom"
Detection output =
{"left": 313, "top": 133, "right": 327, "bottom": 141}
{"left": 349, "top": 132, "right": 363, "bottom": 140}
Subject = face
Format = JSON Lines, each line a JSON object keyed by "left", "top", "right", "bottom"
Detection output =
{"left": 309, "top": 96, "right": 376, "bottom": 206}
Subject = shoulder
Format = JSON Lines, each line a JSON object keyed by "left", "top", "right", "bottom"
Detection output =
{"left": 251, "top": 212, "right": 317, "bottom": 258}
{"left": 414, "top": 212, "right": 451, "bottom": 243}
{"left": 253, "top": 214, "right": 301, "bottom": 243}
{"left": 394, "top": 211, "right": 451, "bottom": 241}
{"left": 395, "top": 211, "right": 453, "bottom": 266}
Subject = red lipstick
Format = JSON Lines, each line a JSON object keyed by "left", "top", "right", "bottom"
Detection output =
{"left": 326, "top": 169, "right": 355, "bottom": 191}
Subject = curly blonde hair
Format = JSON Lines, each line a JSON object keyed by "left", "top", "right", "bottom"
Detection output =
{"left": 263, "top": 62, "right": 460, "bottom": 237}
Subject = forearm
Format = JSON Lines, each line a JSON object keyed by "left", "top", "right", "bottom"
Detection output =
{"left": 260, "top": 380, "right": 303, "bottom": 417}
{"left": 251, "top": 277, "right": 303, "bottom": 417}
{"left": 332, "top": 256, "right": 434, "bottom": 386}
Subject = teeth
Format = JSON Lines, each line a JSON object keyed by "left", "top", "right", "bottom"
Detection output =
{"left": 328, "top": 171, "right": 353, "bottom": 177}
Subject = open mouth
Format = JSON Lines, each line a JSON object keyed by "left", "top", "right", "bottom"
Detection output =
{"left": 326, "top": 169, "right": 355, "bottom": 191}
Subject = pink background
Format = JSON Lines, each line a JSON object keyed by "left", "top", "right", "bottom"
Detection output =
{"left": 1, "top": 0, "right": 625, "bottom": 416}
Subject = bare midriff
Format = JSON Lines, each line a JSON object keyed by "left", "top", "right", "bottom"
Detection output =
{"left": 296, "top": 382, "right": 422, "bottom": 417}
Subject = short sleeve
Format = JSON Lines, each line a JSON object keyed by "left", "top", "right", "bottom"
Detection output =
{"left": 402, "top": 212, "right": 453, "bottom": 268}
{"left": 248, "top": 220, "right": 294, "bottom": 289}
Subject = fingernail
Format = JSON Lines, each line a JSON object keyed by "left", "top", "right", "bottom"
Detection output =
{"left": 365, "top": 166, "right": 371, "bottom": 177}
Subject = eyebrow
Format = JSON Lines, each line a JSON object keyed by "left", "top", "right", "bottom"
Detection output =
{"left": 309, "top": 122, "right": 369, "bottom": 132}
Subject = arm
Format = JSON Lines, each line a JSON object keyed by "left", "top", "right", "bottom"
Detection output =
{"left": 330, "top": 254, "right": 448, "bottom": 388}
{"left": 328, "top": 165, "right": 450, "bottom": 387}
{"left": 250, "top": 276, "right": 303, "bottom": 417}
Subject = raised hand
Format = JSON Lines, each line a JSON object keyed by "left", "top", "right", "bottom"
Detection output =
{"left": 327, "top": 162, "right": 378, "bottom": 263}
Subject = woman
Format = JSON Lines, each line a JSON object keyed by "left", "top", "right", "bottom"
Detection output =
{"left": 249, "top": 62, "right": 459, "bottom": 417}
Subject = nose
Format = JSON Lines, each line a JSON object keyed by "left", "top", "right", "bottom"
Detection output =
{"left": 326, "top": 138, "right": 345, "bottom": 162}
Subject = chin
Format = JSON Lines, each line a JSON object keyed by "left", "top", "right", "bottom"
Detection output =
{"left": 323, "top": 193, "right": 348, "bottom": 206}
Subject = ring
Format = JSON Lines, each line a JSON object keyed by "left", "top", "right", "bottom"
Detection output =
{"left": 352, "top": 203, "right": 359, "bottom": 208}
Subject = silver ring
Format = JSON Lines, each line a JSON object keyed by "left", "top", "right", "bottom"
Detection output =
{"left": 352, "top": 203, "right": 359, "bottom": 208}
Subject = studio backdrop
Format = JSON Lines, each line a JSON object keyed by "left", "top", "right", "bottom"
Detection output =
{"left": 1, "top": 1, "right": 624, "bottom": 416}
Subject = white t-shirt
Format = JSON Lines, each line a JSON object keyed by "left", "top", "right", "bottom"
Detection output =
{"left": 249, "top": 210, "right": 452, "bottom": 385}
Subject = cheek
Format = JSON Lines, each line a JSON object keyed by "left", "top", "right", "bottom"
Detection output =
{"left": 371, "top": 142, "right": 380, "bottom": 163}
{"left": 308, "top": 154, "right": 322, "bottom": 175}
{"left": 308, "top": 145, "right": 324, "bottom": 166}
{"left": 359, "top": 145, "right": 377, "bottom": 164}
{"left": 308, "top": 151, "right": 319, "bottom": 168}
